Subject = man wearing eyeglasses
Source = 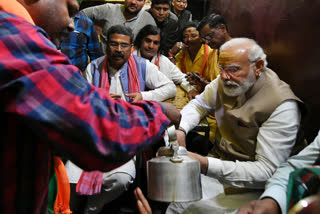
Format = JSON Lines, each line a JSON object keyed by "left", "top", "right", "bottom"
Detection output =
{"left": 166, "top": 38, "right": 306, "bottom": 214}
{"left": 84, "top": 25, "right": 176, "bottom": 102}
{"left": 198, "top": 13, "right": 232, "bottom": 50}
{"left": 185, "top": 14, "right": 231, "bottom": 101}
{"left": 65, "top": 25, "right": 176, "bottom": 214}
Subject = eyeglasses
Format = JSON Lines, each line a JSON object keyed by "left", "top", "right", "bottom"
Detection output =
{"left": 108, "top": 41, "right": 132, "bottom": 49}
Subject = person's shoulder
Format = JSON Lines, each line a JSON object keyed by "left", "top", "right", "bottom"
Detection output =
{"left": 82, "top": 3, "right": 116, "bottom": 12}
{"left": 0, "top": 10, "right": 34, "bottom": 28}
{"left": 77, "top": 13, "right": 93, "bottom": 25}
{"left": 182, "top": 9, "right": 192, "bottom": 16}
{"left": 159, "top": 54, "right": 172, "bottom": 63}
{"left": 95, "top": 2, "right": 117, "bottom": 8}
{"left": 168, "top": 12, "right": 178, "bottom": 22}
{"left": 169, "top": 11, "right": 178, "bottom": 21}
{"left": 109, "top": 3, "right": 122, "bottom": 9}
{"left": 132, "top": 54, "right": 148, "bottom": 63}
{"left": 138, "top": 10, "right": 156, "bottom": 25}
{"left": 140, "top": 9, "right": 154, "bottom": 18}
{"left": 0, "top": 10, "right": 50, "bottom": 40}
{"left": 90, "top": 55, "right": 106, "bottom": 66}
{"left": 139, "top": 56, "right": 159, "bottom": 70}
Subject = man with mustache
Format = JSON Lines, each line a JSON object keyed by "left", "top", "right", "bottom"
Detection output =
{"left": 184, "top": 13, "right": 232, "bottom": 97}
{"left": 81, "top": 0, "right": 156, "bottom": 54}
{"left": 198, "top": 13, "right": 232, "bottom": 51}
{"left": 148, "top": 0, "right": 179, "bottom": 56}
{"left": 182, "top": 14, "right": 232, "bottom": 96}
{"left": 133, "top": 25, "right": 195, "bottom": 95}
{"left": 65, "top": 25, "right": 176, "bottom": 214}
{"left": 175, "top": 22, "right": 218, "bottom": 98}
{"left": 166, "top": 38, "right": 306, "bottom": 214}
{"left": 174, "top": 21, "right": 219, "bottom": 156}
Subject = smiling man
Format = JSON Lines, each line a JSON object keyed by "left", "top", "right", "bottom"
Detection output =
{"left": 81, "top": 0, "right": 156, "bottom": 54}
{"left": 133, "top": 24, "right": 194, "bottom": 93}
{"left": 83, "top": 25, "right": 176, "bottom": 103}
{"left": 148, "top": 0, "right": 179, "bottom": 56}
{"left": 175, "top": 22, "right": 218, "bottom": 97}
{"left": 198, "top": 13, "right": 232, "bottom": 50}
{"left": 167, "top": 38, "right": 306, "bottom": 214}
{"left": 171, "top": 0, "right": 192, "bottom": 40}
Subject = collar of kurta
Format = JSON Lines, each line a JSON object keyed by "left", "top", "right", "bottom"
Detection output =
{"left": 0, "top": 0, "right": 35, "bottom": 25}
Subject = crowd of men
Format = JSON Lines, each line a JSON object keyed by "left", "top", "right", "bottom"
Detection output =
{"left": 0, "top": 0, "right": 319, "bottom": 214}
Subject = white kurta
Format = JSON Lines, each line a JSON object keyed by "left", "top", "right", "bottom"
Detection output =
{"left": 167, "top": 76, "right": 301, "bottom": 214}
{"left": 133, "top": 49, "right": 196, "bottom": 92}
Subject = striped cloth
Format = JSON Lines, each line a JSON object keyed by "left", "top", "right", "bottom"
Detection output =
{"left": 76, "top": 171, "right": 104, "bottom": 195}
{"left": 77, "top": 54, "right": 141, "bottom": 195}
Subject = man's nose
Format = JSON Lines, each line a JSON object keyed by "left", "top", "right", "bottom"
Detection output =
{"left": 116, "top": 45, "right": 122, "bottom": 51}
{"left": 68, "top": 19, "right": 75, "bottom": 32}
{"left": 220, "top": 69, "right": 231, "bottom": 80}
{"left": 149, "top": 42, "right": 154, "bottom": 49}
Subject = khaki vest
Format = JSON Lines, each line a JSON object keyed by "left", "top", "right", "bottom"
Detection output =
{"left": 213, "top": 68, "right": 304, "bottom": 161}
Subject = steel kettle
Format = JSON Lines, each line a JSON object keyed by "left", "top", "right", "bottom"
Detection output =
{"left": 147, "top": 126, "right": 202, "bottom": 202}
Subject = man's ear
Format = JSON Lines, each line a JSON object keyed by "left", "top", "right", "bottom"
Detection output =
{"left": 254, "top": 59, "right": 264, "bottom": 77}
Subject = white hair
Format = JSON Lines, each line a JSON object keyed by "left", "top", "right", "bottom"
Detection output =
{"left": 220, "top": 38, "right": 268, "bottom": 67}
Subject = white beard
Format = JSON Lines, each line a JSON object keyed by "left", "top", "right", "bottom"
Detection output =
{"left": 221, "top": 67, "right": 256, "bottom": 97}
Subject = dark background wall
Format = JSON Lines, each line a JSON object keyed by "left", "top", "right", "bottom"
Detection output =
{"left": 202, "top": 0, "right": 320, "bottom": 142}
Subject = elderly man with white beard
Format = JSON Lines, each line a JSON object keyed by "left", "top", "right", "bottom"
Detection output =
{"left": 166, "top": 38, "right": 306, "bottom": 214}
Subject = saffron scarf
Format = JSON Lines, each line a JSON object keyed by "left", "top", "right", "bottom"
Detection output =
{"left": 76, "top": 170, "right": 104, "bottom": 195}
{"left": 100, "top": 54, "right": 140, "bottom": 94}
{"left": 154, "top": 53, "right": 160, "bottom": 70}
{"left": 76, "top": 54, "right": 140, "bottom": 195}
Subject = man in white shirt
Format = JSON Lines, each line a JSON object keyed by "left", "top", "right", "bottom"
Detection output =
{"left": 84, "top": 25, "right": 176, "bottom": 102}
{"left": 133, "top": 24, "right": 195, "bottom": 94}
{"left": 65, "top": 25, "right": 176, "bottom": 214}
{"left": 166, "top": 38, "right": 305, "bottom": 214}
